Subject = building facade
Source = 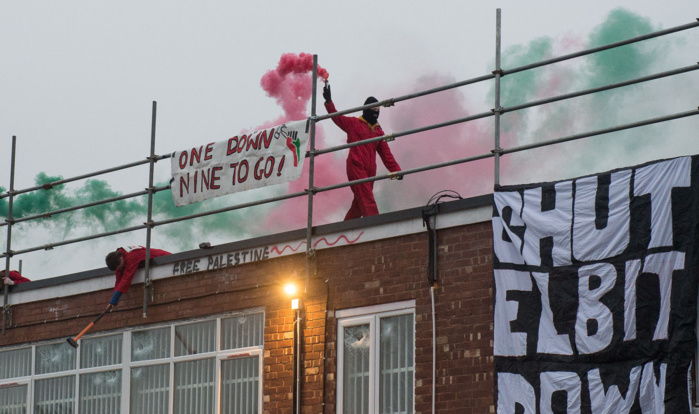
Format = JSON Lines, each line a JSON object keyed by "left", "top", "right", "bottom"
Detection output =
{"left": 0, "top": 196, "right": 494, "bottom": 413}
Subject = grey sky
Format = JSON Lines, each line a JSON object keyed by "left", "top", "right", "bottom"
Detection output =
{"left": 1, "top": 1, "right": 698, "bottom": 279}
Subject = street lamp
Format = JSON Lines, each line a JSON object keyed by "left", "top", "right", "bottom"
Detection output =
{"left": 285, "top": 282, "right": 302, "bottom": 414}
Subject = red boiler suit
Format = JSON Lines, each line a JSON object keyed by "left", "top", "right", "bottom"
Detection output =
{"left": 113, "top": 246, "right": 171, "bottom": 296}
{"left": 1, "top": 270, "right": 30, "bottom": 284}
{"left": 325, "top": 101, "right": 401, "bottom": 220}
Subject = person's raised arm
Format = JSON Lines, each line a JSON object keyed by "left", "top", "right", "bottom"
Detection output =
{"left": 322, "top": 83, "right": 353, "bottom": 133}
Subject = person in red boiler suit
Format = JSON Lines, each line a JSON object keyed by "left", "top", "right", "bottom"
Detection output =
{"left": 323, "top": 83, "right": 402, "bottom": 220}
{"left": 1, "top": 270, "right": 30, "bottom": 286}
{"left": 105, "top": 246, "right": 171, "bottom": 310}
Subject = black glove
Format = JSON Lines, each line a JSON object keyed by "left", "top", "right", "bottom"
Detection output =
{"left": 322, "top": 83, "right": 331, "bottom": 103}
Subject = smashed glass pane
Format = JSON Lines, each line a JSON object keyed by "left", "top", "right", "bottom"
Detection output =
{"left": 132, "top": 328, "right": 170, "bottom": 362}
{"left": 221, "top": 313, "right": 264, "bottom": 350}
{"left": 80, "top": 334, "right": 122, "bottom": 368}
{"left": 343, "top": 324, "right": 370, "bottom": 414}
{"left": 36, "top": 342, "right": 76, "bottom": 374}
{"left": 79, "top": 371, "right": 121, "bottom": 414}
{"left": 175, "top": 321, "right": 215, "bottom": 357}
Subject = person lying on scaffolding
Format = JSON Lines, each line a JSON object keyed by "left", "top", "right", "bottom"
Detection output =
{"left": 1, "top": 269, "right": 30, "bottom": 286}
{"left": 322, "top": 82, "right": 403, "bottom": 220}
{"left": 104, "top": 245, "right": 171, "bottom": 311}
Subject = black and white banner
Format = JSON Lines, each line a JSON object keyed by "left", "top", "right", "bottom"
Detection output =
{"left": 493, "top": 155, "right": 699, "bottom": 413}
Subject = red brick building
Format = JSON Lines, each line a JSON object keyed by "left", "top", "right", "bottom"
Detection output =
{"left": 0, "top": 195, "right": 494, "bottom": 413}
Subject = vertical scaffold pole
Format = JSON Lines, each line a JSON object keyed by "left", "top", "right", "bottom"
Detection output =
{"left": 143, "top": 101, "right": 157, "bottom": 319}
{"left": 295, "top": 54, "right": 319, "bottom": 414}
{"left": 3, "top": 136, "right": 17, "bottom": 335}
{"left": 306, "top": 56, "right": 319, "bottom": 295}
{"left": 493, "top": 9, "right": 503, "bottom": 186}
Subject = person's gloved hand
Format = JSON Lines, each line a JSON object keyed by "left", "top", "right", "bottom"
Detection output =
{"left": 2, "top": 277, "right": 14, "bottom": 286}
{"left": 322, "top": 83, "right": 331, "bottom": 103}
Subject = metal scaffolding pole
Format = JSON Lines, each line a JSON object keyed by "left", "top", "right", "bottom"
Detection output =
{"left": 0, "top": 19, "right": 693, "bottom": 308}
{"left": 2, "top": 72, "right": 697, "bottom": 263}
{"left": 307, "top": 56, "right": 319, "bottom": 294}
{"left": 0, "top": 157, "right": 165, "bottom": 200}
{"left": 3, "top": 136, "right": 17, "bottom": 335}
{"left": 3, "top": 107, "right": 693, "bottom": 263}
{"left": 493, "top": 9, "right": 502, "bottom": 186}
{"left": 0, "top": 187, "right": 156, "bottom": 227}
{"left": 312, "top": 108, "right": 699, "bottom": 194}
{"left": 143, "top": 101, "right": 158, "bottom": 318}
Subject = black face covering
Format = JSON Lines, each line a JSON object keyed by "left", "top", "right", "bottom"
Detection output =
{"left": 362, "top": 96, "right": 379, "bottom": 125}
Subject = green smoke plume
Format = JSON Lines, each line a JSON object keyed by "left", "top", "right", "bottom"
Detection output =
{"left": 0, "top": 172, "right": 269, "bottom": 252}
{"left": 585, "top": 9, "right": 659, "bottom": 87}
{"left": 491, "top": 7, "right": 688, "bottom": 184}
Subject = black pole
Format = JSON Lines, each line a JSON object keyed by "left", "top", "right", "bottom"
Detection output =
{"left": 3, "top": 136, "right": 17, "bottom": 335}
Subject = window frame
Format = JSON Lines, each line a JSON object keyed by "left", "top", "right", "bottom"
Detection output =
{"left": 0, "top": 308, "right": 265, "bottom": 414}
{"left": 336, "top": 300, "right": 416, "bottom": 414}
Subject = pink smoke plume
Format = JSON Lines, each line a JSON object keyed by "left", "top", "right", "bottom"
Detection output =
{"left": 259, "top": 53, "right": 329, "bottom": 121}
{"left": 259, "top": 55, "right": 500, "bottom": 232}
{"left": 259, "top": 53, "right": 348, "bottom": 231}
{"left": 379, "top": 75, "right": 495, "bottom": 208}
{"left": 257, "top": 48, "right": 590, "bottom": 231}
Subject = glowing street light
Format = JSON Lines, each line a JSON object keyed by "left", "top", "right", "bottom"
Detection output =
{"left": 284, "top": 283, "right": 297, "bottom": 297}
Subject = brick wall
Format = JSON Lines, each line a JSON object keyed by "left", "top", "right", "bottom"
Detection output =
{"left": 1, "top": 220, "right": 494, "bottom": 414}
{"left": 318, "top": 221, "right": 494, "bottom": 414}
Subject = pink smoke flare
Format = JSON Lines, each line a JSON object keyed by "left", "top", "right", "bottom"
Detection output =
{"left": 257, "top": 53, "right": 348, "bottom": 230}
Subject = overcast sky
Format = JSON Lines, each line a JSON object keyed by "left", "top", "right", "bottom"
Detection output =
{"left": 1, "top": 1, "right": 698, "bottom": 280}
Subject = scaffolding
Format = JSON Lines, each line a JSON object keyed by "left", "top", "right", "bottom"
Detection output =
{"left": 2, "top": 12, "right": 698, "bottom": 340}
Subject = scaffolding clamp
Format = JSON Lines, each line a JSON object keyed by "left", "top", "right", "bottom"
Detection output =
{"left": 147, "top": 154, "right": 160, "bottom": 162}
{"left": 305, "top": 186, "right": 318, "bottom": 195}
{"left": 144, "top": 220, "right": 156, "bottom": 229}
{"left": 42, "top": 183, "right": 54, "bottom": 190}
{"left": 491, "top": 147, "right": 503, "bottom": 155}
{"left": 382, "top": 98, "right": 396, "bottom": 108}
{"left": 388, "top": 172, "right": 403, "bottom": 180}
{"left": 492, "top": 69, "right": 504, "bottom": 76}
{"left": 2, "top": 304, "right": 12, "bottom": 326}
{"left": 305, "top": 116, "right": 319, "bottom": 133}
{"left": 144, "top": 279, "right": 155, "bottom": 302}
{"left": 306, "top": 248, "right": 316, "bottom": 262}
{"left": 491, "top": 106, "right": 504, "bottom": 114}
{"left": 383, "top": 134, "right": 395, "bottom": 142}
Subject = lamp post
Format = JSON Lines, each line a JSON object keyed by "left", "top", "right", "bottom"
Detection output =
{"left": 285, "top": 283, "right": 302, "bottom": 414}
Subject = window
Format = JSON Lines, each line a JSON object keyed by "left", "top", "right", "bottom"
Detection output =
{"left": 0, "top": 310, "right": 264, "bottom": 414}
{"left": 337, "top": 301, "right": 415, "bottom": 414}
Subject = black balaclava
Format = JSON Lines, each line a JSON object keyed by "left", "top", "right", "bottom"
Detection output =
{"left": 362, "top": 96, "right": 380, "bottom": 125}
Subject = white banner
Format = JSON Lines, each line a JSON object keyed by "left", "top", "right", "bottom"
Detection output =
{"left": 171, "top": 120, "right": 309, "bottom": 206}
{"left": 492, "top": 155, "right": 699, "bottom": 413}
